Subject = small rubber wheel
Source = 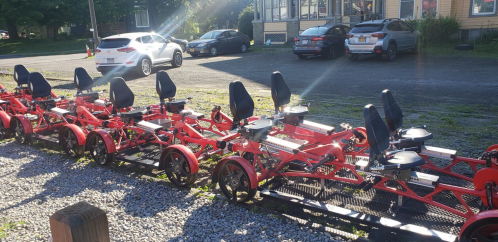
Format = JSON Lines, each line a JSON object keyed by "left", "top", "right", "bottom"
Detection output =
{"left": 88, "top": 134, "right": 114, "bottom": 165}
{"left": 455, "top": 44, "right": 474, "bottom": 51}
{"left": 10, "top": 119, "right": 31, "bottom": 144}
{"left": 171, "top": 50, "right": 183, "bottom": 68}
{"left": 240, "top": 44, "right": 248, "bottom": 53}
{"left": 326, "top": 46, "right": 338, "bottom": 59}
{"left": 459, "top": 218, "right": 498, "bottom": 242}
{"left": 164, "top": 150, "right": 197, "bottom": 187}
{"left": 0, "top": 117, "right": 10, "bottom": 140}
{"left": 218, "top": 160, "right": 256, "bottom": 203}
{"left": 60, "top": 128, "right": 85, "bottom": 158}
{"left": 383, "top": 43, "right": 397, "bottom": 62}
{"left": 348, "top": 54, "right": 359, "bottom": 61}
{"left": 136, "top": 58, "right": 152, "bottom": 77}
{"left": 190, "top": 54, "right": 198, "bottom": 57}
{"left": 209, "top": 46, "right": 218, "bottom": 56}
{"left": 297, "top": 54, "right": 307, "bottom": 59}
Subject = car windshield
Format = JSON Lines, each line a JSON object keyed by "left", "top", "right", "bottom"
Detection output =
{"left": 99, "top": 38, "right": 131, "bottom": 48}
{"left": 200, "top": 31, "right": 222, "bottom": 39}
{"left": 301, "top": 27, "right": 330, "bottom": 36}
{"left": 351, "top": 24, "right": 384, "bottom": 33}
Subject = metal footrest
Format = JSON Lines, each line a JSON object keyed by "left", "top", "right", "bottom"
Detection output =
{"left": 420, "top": 146, "right": 457, "bottom": 160}
{"left": 262, "top": 136, "right": 305, "bottom": 154}
{"left": 181, "top": 110, "right": 204, "bottom": 120}
{"left": 137, "top": 120, "right": 164, "bottom": 132}
{"left": 298, "top": 120, "right": 334, "bottom": 135}
{"left": 260, "top": 189, "right": 457, "bottom": 242}
{"left": 49, "top": 107, "right": 70, "bottom": 116}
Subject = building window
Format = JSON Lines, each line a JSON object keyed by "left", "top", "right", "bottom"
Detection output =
{"left": 400, "top": 0, "right": 414, "bottom": 19}
{"left": 422, "top": 0, "right": 437, "bottom": 18}
{"left": 300, "top": 0, "right": 328, "bottom": 19}
{"left": 135, "top": 6, "right": 149, "bottom": 27}
{"left": 471, "top": 0, "right": 496, "bottom": 15}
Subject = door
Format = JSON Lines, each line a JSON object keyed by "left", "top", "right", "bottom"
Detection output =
{"left": 142, "top": 35, "right": 160, "bottom": 63}
{"left": 229, "top": 31, "right": 241, "bottom": 51}
{"left": 216, "top": 31, "right": 231, "bottom": 53}
{"left": 386, "top": 22, "right": 406, "bottom": 49}
{"left": 153, "top": 34, "right": 174, "bottom": 63}
{"left": 399, "top": 22, "right": 416, "bottom": 50}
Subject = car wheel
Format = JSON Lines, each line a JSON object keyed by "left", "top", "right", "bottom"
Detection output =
{"left": 190, "top": 53, "right": 198, "bottom": 57}
{"left": 240, "top": 44, "right": 248, "bottom": 53}
{"left": 171, "top": 51, "right": 183, "bottom": 68}
{"left": 326, "top": 46, "right": 338, "bottom": 60}
{"left": 348, "top": 54, "right": 359, "bottom": 61}
{"left": 209, "top": 46, "right": 218, "bottom": 56}
{"left": 297, "top": 54, "right": 307, "bottom": 59}
{"left": 383, "top": 43, "right": 397, "bottom": 62}
{"left": 136, "top": 57, "right": 152, "bottom": 76}
{"left": 412, "top": 38, "right": 422, "bottom": 54}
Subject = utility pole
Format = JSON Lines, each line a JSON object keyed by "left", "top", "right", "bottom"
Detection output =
{"left": 88, "top": 0, "right": 100, "bottom": 48}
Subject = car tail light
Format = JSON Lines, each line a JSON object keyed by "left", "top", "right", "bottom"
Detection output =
{"left": 117, "top": 47, "right": 136, "bottom": 53}
{"left": 346, "top": 34, "right": 354, "bottom": 39}
{"left": 95, "top": 49, "right": 101, "bottom": 53}
{"left": 371, "top": 33, "right": 387, "bottom": 39}
{"left": 311, "top": 36, "right": 325, "bottom": 41}
{"left": 294, "top": 37, "right": 299, "bottom": 42}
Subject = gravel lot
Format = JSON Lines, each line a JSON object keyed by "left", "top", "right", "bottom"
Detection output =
{"left": 0, "top": 142, "right": 342, "bottom": 242}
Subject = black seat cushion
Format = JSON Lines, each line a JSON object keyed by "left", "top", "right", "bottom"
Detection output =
{"left": 363, "top": 104, "right": 390, "bottom": 156}
{"left": 119, "top": 108, "right": 147, "bottom": 118}
{"left": 166, "top": 99, "right": 186, "bottom": 106}
{"left": 156, "top": 71, "right": 177, "bottom": 99}
{"left": 14, "top": 65, "right": 30, "bottom": 86}
{"left": 271, "top": 71, "right": 291, "bottom": 110}
{"left": 28, "top": 72, "right": 52, "bottom": 98}
{"left": 110, "top": 77, "right": 134, "bottom": 109}
{"left": 387, "top": 151, "right": 426, "bottom": 170}
{"left": 283, "top": 106, "right": 309, "bottom": 116}
{"left": 74, "top": 67, "right": 94, "bottom": 92}
{"left": 229, "top": 81, "right": 254, "bottom": 122}
{"left": 381, "top": 89, "right": 403, "bottom": 133}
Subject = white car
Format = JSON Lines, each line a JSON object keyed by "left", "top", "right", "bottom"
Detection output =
{"left": 95, "top": 32, "right": 183, "bottom": 77}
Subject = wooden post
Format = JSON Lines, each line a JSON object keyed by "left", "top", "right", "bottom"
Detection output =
{"left": 49, "top": 201, "right": 110, "bottom": 242}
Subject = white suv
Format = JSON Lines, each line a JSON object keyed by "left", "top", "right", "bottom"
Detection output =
{"left": 95, "top": 32, "right": 183, "bottom": 76}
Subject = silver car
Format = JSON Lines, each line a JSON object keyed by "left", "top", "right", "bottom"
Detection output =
{"left": 345, "top": 19, "right": 422, "bottom": 61}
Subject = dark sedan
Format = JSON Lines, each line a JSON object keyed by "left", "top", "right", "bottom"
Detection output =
{"left": 293, "top": 25, "right": 350, "bottom": 60}
{"left": 187, "top": 29, "right": 250, "bottom": 57}
{"left": 161, "top": 34, "right": 188, "bottom": 52}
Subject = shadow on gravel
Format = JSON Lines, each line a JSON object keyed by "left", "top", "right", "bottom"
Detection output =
{"left": 1, "top": 141, "right": 190, "bottom": 218}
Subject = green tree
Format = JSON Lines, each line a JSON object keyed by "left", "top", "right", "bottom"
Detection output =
{"left": 192, "top": 0, "right": 253, "bottom": 32}
{"left": 238, "top": 5, "right": 254, "bottom": 39}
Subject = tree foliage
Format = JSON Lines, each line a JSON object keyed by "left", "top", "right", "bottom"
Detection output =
{"left": 191, "top": 0, "right": 253, "bottom": 32}
{"left": 238, "top": 5, "right": 253, "bottom": 39}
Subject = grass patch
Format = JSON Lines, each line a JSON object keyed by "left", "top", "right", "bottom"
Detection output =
{"left": 424, "top": 42, "right": 498, "bottom": 59}
{"left": 0, "top": 38, "right": 89, "bottom": 55}
{"left": 0, "top": 221, "right": 26, "bottom": 238}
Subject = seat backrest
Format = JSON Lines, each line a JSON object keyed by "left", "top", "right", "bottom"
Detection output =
{"left": 74, "top": 67, "right": 94, "bottom": 92}
{"left": 156, "top": 71, "right": 176, "bottom": 100}
{"left": 363, "top": 104, "right": 390, "bottom": 155}
{"left": 271, "top": 71, "right": 291, "bottom": 112}
{"left": 229, "top": 81, "right": 254, "bottom": 122}
{"left": 14, "top": 65, "right": 30, "bottom": 86}
{"left": 110, "top": 77, "right": 134, "bottom": 109}
{"left": 381, "top": 89, "right": 403, "bottom": 132}
{"left": 28, "top": 72, "right": 52, "bottom": 98}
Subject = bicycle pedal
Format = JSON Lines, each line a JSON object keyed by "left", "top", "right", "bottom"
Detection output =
{"left": 362, "top": 183, "right": 374, "bottom": 191}
{"left": 372, "top": 176, "right": 382, "bottom": 184}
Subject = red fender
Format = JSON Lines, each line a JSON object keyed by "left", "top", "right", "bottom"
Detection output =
{"left": 0, "top": 111, "right": 11, "bottom": 129}
{"left": 486, "top": 144, "right": 498, "bottom": 152}
{"left": 459, "top": 210, "right": 498, "bottom": 241}
{"left": 10, "top": 115, "right": 33, "bottom": 134}
{"left": 87, "top": 129, "right": 116, "bottom": 153}
{"left": 212, "top": 156, "right": 258, "bottom": 189}
{"left": 59, "top": 124, "right": 86, "bottom": 146}
{"left": 159, "top": 145, "right": 199, "bottom": 174}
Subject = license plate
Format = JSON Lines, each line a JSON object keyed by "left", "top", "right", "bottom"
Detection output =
{"left": 189, "top": 48, "right": 195, "bottom": 52}
{"left": 107, "top": 58, "right": 114, "bottom": 64}
{"left": 358, "top": 37, "right": 366, "bottom": 42}
{"left": 301, "top": 40, "right": 309, "bottom": 44}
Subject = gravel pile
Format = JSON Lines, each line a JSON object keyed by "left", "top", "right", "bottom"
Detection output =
{"left": 0, "top": 142, "right": 342, "bottom": 242}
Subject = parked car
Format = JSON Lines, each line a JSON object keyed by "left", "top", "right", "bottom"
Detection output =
{"left": 345, "top": 19, "right": 422, "bottom": 62}
{"left": 160, "top": 34, "right": 188, "bottom": 52}
{"left": 0, "top": 30, "right": 8, "bottom": 39}
{"left": 95, "top": 32, "right": 183, "bottom": 77}
{"left": 293, "top": 25, "right": 350, "bottom": 60}
{"left": 186, "top": 29, "right": 250, "bottom": 57}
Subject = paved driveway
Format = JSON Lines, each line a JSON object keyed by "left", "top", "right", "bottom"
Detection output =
{"left": 0, "top": 51, "right": 496, "bottom": 106}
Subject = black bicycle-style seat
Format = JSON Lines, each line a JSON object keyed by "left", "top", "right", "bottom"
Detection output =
{"left": 74, "top": 67, "right": 100, "bottom": 99}
{"left": 109, "top": 77, "right": 146, "bottom": 118}
{"left": 156, "top": 71, "right": 187, "bottom": 113}
{"left": 364, "top": 104, "right": 425, "bottom": 170}
{"left": 271, "top": 71, "right": 309, "bottom": 117}
{"left": 14, "top": 64, "right": 30, "bottom": 86}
